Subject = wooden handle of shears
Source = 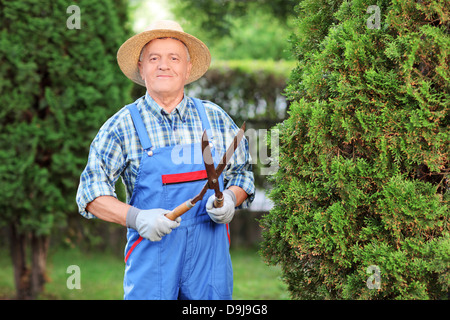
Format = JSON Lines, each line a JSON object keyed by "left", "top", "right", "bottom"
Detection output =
{"left": 165, "top": 194, "right": 224, "bottom": 221}
{"left": 165, "top": 200, "right": 195, "bottom": 221}
{"left": 213, "top": 195, "right": 224, "bottom": 208}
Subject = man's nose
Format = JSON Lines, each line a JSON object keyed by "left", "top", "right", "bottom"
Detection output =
{"left": 158, "top": 57, "right": 170, "bottom": 70}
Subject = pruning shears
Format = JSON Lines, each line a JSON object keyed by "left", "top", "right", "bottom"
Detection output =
{"left": 165, "top": 122, "right": 246, "bottom": 221}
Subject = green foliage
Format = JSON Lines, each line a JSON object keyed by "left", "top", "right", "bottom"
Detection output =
{"left": 169, "top": 0, "right": 296, "bottom": 38}
{"left": 169, "top": 0, "right": 294, "bottom": 60}
{"left": 0, "top": 0, "right": 131, "bottom": 235}
{"left": 260, "top": 0, "right": 449, "bottom": 299}
{"left": 206, "top": 8, "right": 294, "bottom": 60}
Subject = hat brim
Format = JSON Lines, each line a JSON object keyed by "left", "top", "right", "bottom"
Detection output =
{"left": 117, "top": 29, "right": 211, "bottom": 87}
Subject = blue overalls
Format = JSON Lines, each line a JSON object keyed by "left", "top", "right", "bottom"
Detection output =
{"left": 123, "top": 97, "right": 233, "bottom": 300}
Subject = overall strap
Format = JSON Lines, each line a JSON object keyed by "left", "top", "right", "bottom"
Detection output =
{"left": 126, "top": 102, "right": 152, "bottom": 151}
{"left": 127, "top": 97, "right": 210, "bottom": 151}
{"left": 191, "top": 98, "right": 211, "bottom": 132}
{"left": 191, "top": 97, "right": 220, "bottom": 166}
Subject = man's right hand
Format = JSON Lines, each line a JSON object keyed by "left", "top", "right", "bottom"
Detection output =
{"left": 126, "top": 207, "right": 181, "bottom": 241}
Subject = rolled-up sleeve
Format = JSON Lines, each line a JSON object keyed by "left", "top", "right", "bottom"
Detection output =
{"left": 76, "top": 125, "right": 125, "bottom": 219}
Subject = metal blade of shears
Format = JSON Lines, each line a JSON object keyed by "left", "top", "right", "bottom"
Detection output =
{"left": 215, "top": 122, "right": 246, "bottom": 178}
{"left": 201, "top": 130, "right": 224, "bottom": 207}
{"left": 165, "top": 122, "right": 246, "bottom": 220}
{"left": 191, "top": 121, "right": 246, "bottom": 205}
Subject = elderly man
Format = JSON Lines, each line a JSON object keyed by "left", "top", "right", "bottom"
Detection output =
{"left": 76, "top": 20, "right": 254, "bottom": 300}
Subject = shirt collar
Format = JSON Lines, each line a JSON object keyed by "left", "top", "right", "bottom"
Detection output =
{"left": 143, "top": 92, "right": 188, "bottom": 123}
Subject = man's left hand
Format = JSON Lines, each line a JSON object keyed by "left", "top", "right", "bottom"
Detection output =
{"left": 206, "top": 189, "right": 237, "bottom": 224}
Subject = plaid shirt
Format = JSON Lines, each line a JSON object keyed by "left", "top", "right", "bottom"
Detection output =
{"left": 76, "top": 92, "right": 255, "bottom": 218}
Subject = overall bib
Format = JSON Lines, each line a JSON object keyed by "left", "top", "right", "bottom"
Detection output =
{"left": 123, "top": 98, "right": 233, "bottom": 300}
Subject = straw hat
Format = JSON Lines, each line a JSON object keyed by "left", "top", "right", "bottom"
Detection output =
{"left": 117, "top": 20, "right": 211, "bottom": 87}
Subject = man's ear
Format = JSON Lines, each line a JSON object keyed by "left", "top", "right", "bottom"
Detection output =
{"left": 185, "top": 61, "right": 192, "bottom": 81}
{"left": 138, "top": 61, "right": 144, "bottom": 80}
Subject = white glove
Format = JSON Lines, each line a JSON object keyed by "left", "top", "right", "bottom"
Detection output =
{"left": 126, "top": 207, "right": 181, "bottom": 241}
{"left": 206, "top": 189, "right": 237, "bottom": 224}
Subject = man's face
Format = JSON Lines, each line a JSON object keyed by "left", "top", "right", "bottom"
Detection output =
{"left": 138, "top": 38, "right": 192, "bottom": 100}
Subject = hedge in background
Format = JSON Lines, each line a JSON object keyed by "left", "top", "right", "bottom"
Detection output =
{"left": 198, "top": 60, "right": 295, "bottom": 125}
{"left": 260, "top": 0, "right": 449, "bottom": 299}
{"left": 0, "top": 0, "right": 131, "bottom": 299}
{"left": 199, "top": 60, "right": 294, "bottom": 186}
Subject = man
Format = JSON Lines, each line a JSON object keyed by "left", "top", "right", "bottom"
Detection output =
{"left": 76, "top": 20, "right": 254, "bottom": 300}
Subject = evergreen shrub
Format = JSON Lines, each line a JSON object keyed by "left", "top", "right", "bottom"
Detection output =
{"left": 260, "top": 0, "right": 449, "bottom": 299}
{"left": 0, "top": 0, "right": 131, "bottom": 298}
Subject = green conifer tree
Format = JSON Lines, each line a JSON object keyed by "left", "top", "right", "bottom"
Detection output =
{"left": 0, "top": 0, "right": 131, "bottom": 299}
{"left": 261, "top": 0, "right": 449, "bottom": 299}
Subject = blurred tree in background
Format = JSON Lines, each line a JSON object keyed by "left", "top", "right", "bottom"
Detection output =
{"left": 261, "top": 0, "right": 449, "bottom": 299}
{"left": 169, "top": 0, "right": 296, "bottom": 36}
{"left": 169, "top": 0, "right": 296, "bottom": 60}
{"left": 0, "top": 0, "right": 131, "bottom": 299}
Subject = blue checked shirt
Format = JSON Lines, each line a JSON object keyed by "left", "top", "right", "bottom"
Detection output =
{"left": 76, "top": 92, "right": 255, "bottom": 218}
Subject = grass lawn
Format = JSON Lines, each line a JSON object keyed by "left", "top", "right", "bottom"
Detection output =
{"left": 231, "top": 248, "right": 290, "bottom": 300}
{"left": 0, "top": 246, "right": 289, "bottom": 300}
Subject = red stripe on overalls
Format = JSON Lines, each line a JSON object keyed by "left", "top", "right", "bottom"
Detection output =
{"left": 162, "top": 170, "right": 207, "bottom": 185}
{"left": 125, "top": 236, "right": 143, "bottom": 263}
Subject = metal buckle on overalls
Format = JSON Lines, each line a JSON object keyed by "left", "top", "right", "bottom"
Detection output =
{"left": 147, "top": 147, "right": 154, "bottom": 157}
